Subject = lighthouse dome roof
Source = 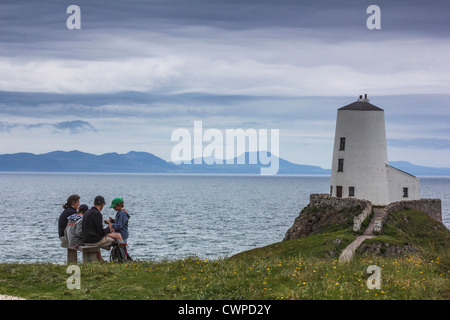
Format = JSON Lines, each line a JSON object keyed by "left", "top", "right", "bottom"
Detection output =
{"left": 339, "top": 100, "right": 383, "bottom": 111}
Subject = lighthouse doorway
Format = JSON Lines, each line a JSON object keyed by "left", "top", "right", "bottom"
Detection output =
{"left": 336, "top": 186, "right": 343, "bottom": 198}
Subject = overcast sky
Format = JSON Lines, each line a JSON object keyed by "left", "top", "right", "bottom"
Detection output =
{"left": 0, "top": 0, "right": 449, "bottom": 168}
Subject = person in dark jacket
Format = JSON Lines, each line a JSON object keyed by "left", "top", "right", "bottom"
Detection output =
{"left": 58, "top": 194, "right": 80, "bottom": 248}
{"left": 82, "top": 196, "right": 122, "bottom": 261}
{"left": 64, "top": 204, "right": 89, "bottom": 249}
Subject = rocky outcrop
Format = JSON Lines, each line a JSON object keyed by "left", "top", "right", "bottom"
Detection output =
{"left": 356, "top": 242, "right": 418, "bottom": 257}
{"left": 285, "top": 194, "right": 445, "bottom": 262}
{"left": 284, "top": 194, "right": 369, "bottom": 241}
{"left": 285, "top": 195, "right": 443, "bottom": 241}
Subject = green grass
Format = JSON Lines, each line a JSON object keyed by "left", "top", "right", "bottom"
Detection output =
{"left": 232, "top": 227, "right": 356, "bottom": 261}
{"left": 0, "top": 253, "right": 448, "bottom": 300}
{"left": 361, "top": 208, "right": 450, "bottom": 257}
{"left": 0, "top": 208, "right": 448, "bottom": 300}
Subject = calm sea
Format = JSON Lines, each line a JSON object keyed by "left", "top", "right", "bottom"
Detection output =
{"left": 0, "top": 173, "right": 448, "bottom": 264}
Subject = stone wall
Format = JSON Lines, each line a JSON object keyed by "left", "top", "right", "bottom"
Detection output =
{"left": 310, "top": 195, "right": 442, "bottom": 224}
{"left": 385, "top": 199, "right": 442, "bottom": 222}
{"left": 353, "top": 204, "right": 373, "bottom": 232}
{"left": 289, "top": 195, "right": 443, "bottom": 238}
{"left": 309, "top": 194, "right": 371, "bottom": 212}
{"left": 309, "top": 194, "right": 372, "bottom": 232}
{"left": 371, "top": 198, "right": 442, "bottom": 235}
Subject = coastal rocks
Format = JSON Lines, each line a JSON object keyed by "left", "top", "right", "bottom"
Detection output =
{"left": 285, "top": 195, "right": 443, "bottom": 241}
{"left": 284, "top": 194, "right": 368, "bottom": 241}
{"left": 284, "top": 193, "right": 446, "bottom": 261}
{"left": 356, "top": 242, "right": 417, "bottom": 257}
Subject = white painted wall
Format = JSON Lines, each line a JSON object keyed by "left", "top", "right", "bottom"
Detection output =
{"left": 330, "top": 109, "right": 390, "bottom": 205}
{"left": 386, "top": 165, "right": 420, "bottom": 203}
{"left": 330, "top": 101, "right": 420, "bottom": 206}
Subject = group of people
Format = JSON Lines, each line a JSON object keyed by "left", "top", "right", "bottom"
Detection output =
{"left": 58, "top": 194, "right": 131, "bottom": 261}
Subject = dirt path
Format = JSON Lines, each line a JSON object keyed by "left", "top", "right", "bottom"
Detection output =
{"left": 339, "top": 208, "right": 385, "bottom": 262}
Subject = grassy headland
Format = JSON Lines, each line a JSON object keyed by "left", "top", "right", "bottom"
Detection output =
{"left": 0, "top": 208, "right": 448, "bottom": 300}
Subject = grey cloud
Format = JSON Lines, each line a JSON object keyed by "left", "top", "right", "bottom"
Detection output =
{"left": 1, "top": 1, "right": 449, "bottom": 96}
{"left": 2, "top": 0, "right": 449, "bottom": 35}
{"left": 0, "top": 122, "right": 16, "bottom": 132}
{"left": 0, "top": 120, "right": 97, "bottom": 134}
{"left": 0, "top": 90, "right": 343, "bottom": 121}
{"left": 1, "top": 0, "right": 449, "bottom": 60}
{"left": 52, "top": 120, "right": 97, "bottom": 134}
{"left": 0, "top": 0, "right": 448, "bottom": 168}
{"left": 2, "top": 92, "right": 450, "bottom": 125}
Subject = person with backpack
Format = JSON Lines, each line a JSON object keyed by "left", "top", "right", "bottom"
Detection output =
{"left": 108, "top": 197, "right": 132, "bottom": 261}
{"left": 58, "top": 194, "right": 81, "bottom": 248}
{"left": 64, "top": 204, "right": 88, "bottom": 249}
{"left": 82, "top": 196, "right": 123, "bottom": 261}
{"left": 108, "top": 197, "right": 130, "bottom": 243}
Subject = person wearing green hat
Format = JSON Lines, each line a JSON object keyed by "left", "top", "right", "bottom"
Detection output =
{"left": 108, "top": 197, "right": 130, "bottom": 243}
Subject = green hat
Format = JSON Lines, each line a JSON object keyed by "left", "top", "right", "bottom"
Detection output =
{"left": 110, "top": 197, "right": 123, "bottom": 208}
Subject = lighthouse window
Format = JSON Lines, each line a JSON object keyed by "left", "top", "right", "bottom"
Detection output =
{"left": 338, "top": 159, "right": 344, "bottom": 172}
{"left": 403, "top": 188, "right": 408, "bottom": 198}
{"left": 339, "top": 137, "right": 346, "bottom": 150}
{"left": 349, "top": 187, "right": 355, "bottom": 197}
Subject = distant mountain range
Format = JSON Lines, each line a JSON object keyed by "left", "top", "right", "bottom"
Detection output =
{"left": 0, "top": 150, "right": 448, "bottom": 176}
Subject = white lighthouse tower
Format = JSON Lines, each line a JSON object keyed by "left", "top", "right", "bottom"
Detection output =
{"left": 330, "top": 94, "right": 420, "bottom": 206}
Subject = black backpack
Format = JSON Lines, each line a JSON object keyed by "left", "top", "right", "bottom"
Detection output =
{"left": 110, "top": 241, "right": 130, "bottom": 262}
